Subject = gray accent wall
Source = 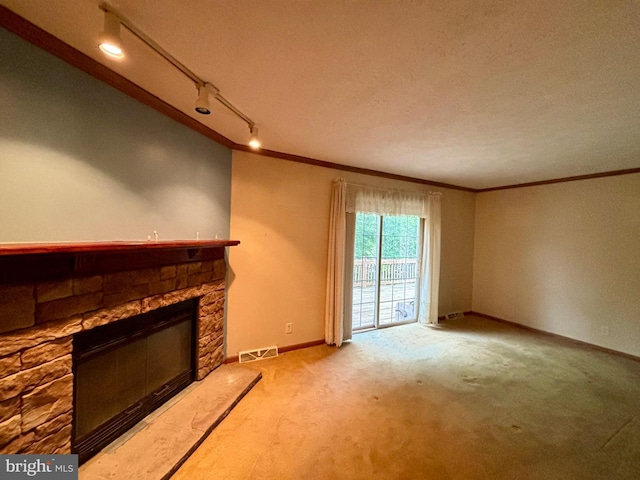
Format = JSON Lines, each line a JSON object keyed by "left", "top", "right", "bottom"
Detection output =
{"left": 0, "top": 28, "right": 231, "bottom": 243}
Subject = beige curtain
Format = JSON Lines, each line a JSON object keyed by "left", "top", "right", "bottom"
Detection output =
{"left": 325, "top": 179, "right": 353, "bottom": 346}
{"left": 418, "top": 192, "right": 442, "bottom": 325}
{"left": 346, "top": 185, "right": 428, "bottom": 216}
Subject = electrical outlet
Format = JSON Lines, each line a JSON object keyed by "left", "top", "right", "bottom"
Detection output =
{"left": 285, "top": 323, "right": 293, "bottom": 334}
{"left": 600, "top": 326, "right": 610, "bottom": 336}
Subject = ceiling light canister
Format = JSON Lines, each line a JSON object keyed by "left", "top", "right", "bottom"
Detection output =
{"left": 98, "top": 11, "right": 124, "bottom": 58}
{"left": 195, "top": 84, "right": 211, "bottom": 115}
{"left": 248, "top": 126, "right": 261, "bottom": 149}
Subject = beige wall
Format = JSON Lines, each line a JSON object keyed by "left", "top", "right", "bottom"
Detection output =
{"left": 473, "top": 173, "right": 640, "bottom": 357}
{"left": 226, "top": 151, "right": 476, "bottom": 356}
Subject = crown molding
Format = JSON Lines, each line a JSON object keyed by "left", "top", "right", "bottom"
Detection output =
{"left": 478, "top": 168, "right": 640, "bottom": 192}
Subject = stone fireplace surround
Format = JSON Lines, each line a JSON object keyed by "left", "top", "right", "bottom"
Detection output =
{"left": 0, "top": 241, "right": 237, "bottom": 456}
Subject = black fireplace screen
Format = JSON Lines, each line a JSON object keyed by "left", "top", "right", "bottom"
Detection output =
{"left": 73, "top": 299, "right": 197, "bottom": 463}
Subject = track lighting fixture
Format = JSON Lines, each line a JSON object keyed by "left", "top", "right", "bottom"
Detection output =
{"left": 194, "top": 83, "right": 220, "bottom": 115}
{"left": 98, "top": 11, "right": 124, "bottom": 58}
{"left": 98, "top": 2, "right": 262, "bottom": 148}
{"left": 248, "top": 126, "right": 261, "bottom": 150}
{"left": 194, "top": 85, "right": 210, "bottom": 115}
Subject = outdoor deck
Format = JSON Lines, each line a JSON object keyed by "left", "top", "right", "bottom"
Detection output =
{"left": 352, "top": 280, "right": 417, "bottom": 330}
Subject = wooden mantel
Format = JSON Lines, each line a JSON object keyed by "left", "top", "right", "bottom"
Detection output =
{"left": 0, "top": 240, "right": 240, "bottom": 284}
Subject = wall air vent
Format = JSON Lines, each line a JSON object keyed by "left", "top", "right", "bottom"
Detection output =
{"left": 239, "top": 346, "right": 279, "bottom": 363}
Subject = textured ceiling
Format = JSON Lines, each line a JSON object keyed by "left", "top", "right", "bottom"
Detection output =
{"left": 3, "top": 0, "right": 640, "bottom": 189}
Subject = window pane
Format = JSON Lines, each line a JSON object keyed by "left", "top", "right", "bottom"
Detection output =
{"left": 382, "top": 215, "right": 419, "bottom": 326}
{"left": 352, "top": 213, "right": 379, "bottom": 330}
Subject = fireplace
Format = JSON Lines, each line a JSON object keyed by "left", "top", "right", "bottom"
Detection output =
{"left": 0, "top": 240, "right": 238, "bottom": 456}
{"left": 73, "top": 298, "right": 197, "bottom": 462}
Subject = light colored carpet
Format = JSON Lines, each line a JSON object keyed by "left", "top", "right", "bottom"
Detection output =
{"left": 173, "top": 315, "right": 640, "bottom": 480}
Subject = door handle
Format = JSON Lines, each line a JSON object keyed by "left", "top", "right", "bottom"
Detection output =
{"left": 124, "top": 402, "right": 143, "bottom": 415}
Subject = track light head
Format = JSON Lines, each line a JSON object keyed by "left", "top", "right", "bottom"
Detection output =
{"left": 98, "top": 11, "right": 124, "bottom": 58}
{"left": 194, "top": 83, "right": 219, "bottom": 115}
{"left": 248, "top": 126, "right": 261, "bottom": 149}
{"left": 194, "top": 85, "right": 211, "bottom": 115}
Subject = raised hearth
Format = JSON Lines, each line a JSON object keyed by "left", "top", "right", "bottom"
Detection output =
{"left": 0, "top": 240, "right": 238, "bottom": 456}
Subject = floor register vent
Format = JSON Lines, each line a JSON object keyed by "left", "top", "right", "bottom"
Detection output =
{"left": 239, "top": 346, "right": 279, "bottom": 363}
{"left": 445, "top": 311, "right": 464, "bottom": 321}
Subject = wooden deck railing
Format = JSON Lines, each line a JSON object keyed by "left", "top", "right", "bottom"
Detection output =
{"left": 353, "top": 258, "right": 418, "bottom": 286}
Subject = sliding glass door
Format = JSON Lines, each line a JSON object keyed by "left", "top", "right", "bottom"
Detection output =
{"left": 351, "top": 212, "right": 421, "bottom": 331}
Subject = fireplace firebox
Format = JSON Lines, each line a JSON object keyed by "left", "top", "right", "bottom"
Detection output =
{"left": 73, "top": 299, "right": 198, "bottom": 463}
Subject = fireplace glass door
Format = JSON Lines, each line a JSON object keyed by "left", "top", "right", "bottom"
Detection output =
{"left": 73, "top": 299, "right": 197, "bottom": 463}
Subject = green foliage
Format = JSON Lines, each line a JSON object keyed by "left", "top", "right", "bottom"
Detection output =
{"left": 354, "top": 213, "right": 379, "bottom": 259}
{"left": 354, "top": 213, "right": 420, "bottom": 260}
